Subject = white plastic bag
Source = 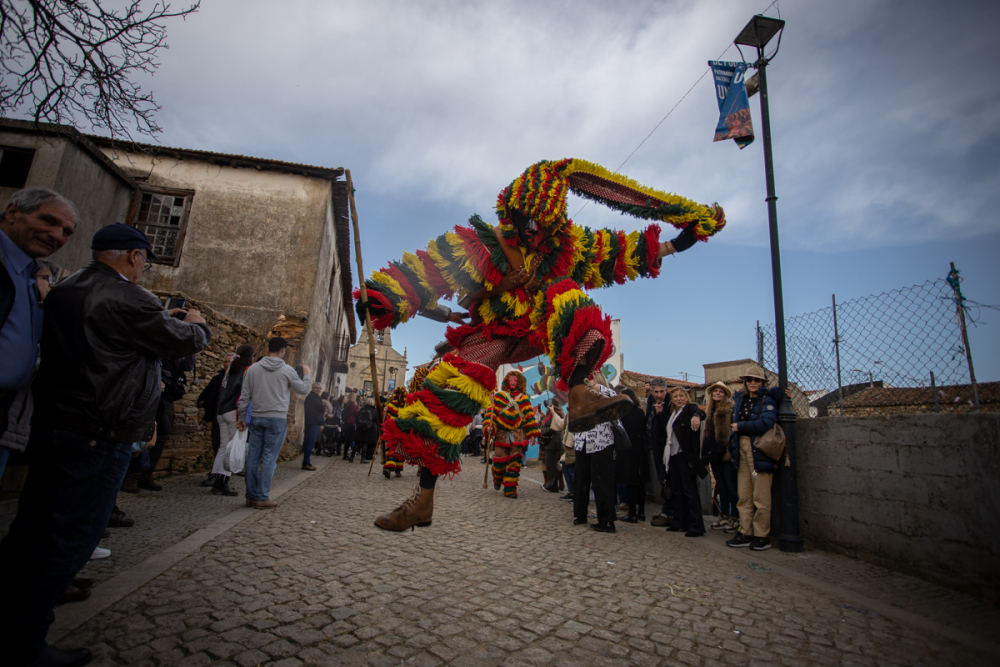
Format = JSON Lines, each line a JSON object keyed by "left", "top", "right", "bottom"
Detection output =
{"left": 227, "top": 429, "right": 248, "bottom": 474}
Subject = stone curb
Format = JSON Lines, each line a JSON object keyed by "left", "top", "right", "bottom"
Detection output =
{"left": 48, "top": 456, "right": 333, "bottom": 643}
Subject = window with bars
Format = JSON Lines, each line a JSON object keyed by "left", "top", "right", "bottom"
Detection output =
{"left": 130, "top": 188, "right": 194, "bottom": 264}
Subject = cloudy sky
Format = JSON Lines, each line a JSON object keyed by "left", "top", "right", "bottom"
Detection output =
{"left": 106, "top": 0, "right": 1000, "bottom": 385}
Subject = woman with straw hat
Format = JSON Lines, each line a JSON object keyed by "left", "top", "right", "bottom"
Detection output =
{"left": 702, "top": 381, "right": 737, "bottom": 532}
{"left": 725, "top": 364, "right": 778, "bottom": 551}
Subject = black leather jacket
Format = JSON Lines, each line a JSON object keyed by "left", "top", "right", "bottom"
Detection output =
{"left": 33, "top": 261, "right": 212, "bottom": 442}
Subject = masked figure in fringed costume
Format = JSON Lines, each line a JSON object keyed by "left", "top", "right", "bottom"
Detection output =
{"left": 357, "top": 158, "right": 725, "bottom": 531}
{"left": 381, "top": 386, "right": 408, "bottom": 479}
{"left": 485, "top": 371, "right": 540, "bottom": 499}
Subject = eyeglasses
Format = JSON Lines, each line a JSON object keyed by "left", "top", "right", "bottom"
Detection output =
{"left": 745, "top": 378, "right": 762, "bottom": 384}
{"left": 133, "top": 250, "right": 152, "bottom": 272}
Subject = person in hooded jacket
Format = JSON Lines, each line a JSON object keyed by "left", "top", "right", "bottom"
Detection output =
{"left": 664, "top": 387, "right": 707, "bottom": 537}
{"left": 702, "top": 381, "right": 738, "bottom": 532}
{"left": 725, "top": 365, "right": 778, "bottom": 551}
{"left": 614, "top": 387, "right": 649, "bottom": 523}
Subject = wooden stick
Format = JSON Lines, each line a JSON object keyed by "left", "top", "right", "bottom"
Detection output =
{"left": 345, "top": 170, "right": 385, "bottom": 476}
{"left": 482, "top": 425, "right": 495, "bottom": 489}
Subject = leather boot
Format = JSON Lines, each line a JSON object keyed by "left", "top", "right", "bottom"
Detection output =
{"left": 138, "top": 472, "right": 162, "bottom": 491}
{"left": 374, "top": 485, "right": 434, "bottom": 531}
{"left": 120, "top": 472, "right": 141, "bottom": 494}
{"left": 212, "top": 474, "right": 238, "bottom": 496}
{"left": 567, "top": 383, "right": 633, "bottom": 433}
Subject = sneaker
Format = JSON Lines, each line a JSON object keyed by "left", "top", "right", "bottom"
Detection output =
{"left": 725, "top": 517, "right": 739, "bottom": 533}
{"left": 90, "top": 546, "right": 111, "bottom": 560}
{"left": 749, "top": 537, "right": 772, "bottom": 551}
{"left": 560, "top": 493, "right": 574, "bottom": 500}
{"left": 650, "top": 515, "right": 671, "bottom": 527}
{"left": 710, "top": 518, "right": 729, "bottom": 530}
{"left": 726, "top": 532, "right": 753, "bottom": 548}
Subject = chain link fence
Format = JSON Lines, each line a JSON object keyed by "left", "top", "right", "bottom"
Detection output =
{"left": 757, "top": 278, "right": 990, "bottom": 417}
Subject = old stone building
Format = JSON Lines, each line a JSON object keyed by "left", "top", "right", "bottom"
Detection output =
{"left": 0, "top": 120, "right": 358, "bottom": 474}
{"left": 346, "top": 328, "right": 408, "bottom": 395}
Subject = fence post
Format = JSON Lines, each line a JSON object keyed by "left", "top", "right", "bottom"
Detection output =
{"left": 948, "top": 263, "right": 980, "bottom": 410}
{"left": 756, "top": 320, "right": 763, "bottom": 365}
{"left": 832, "top": 294, "right": 844, "bottom": 415}
{"left": 930, "top": 371, "right": 939, "bottom": 413}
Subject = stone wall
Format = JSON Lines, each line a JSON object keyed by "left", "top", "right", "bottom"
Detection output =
{"left": 150, "top": 291, "right": 268, "bottom": 474}
{"left": 796, "top": 413, "right": 1000, "bottom": 596}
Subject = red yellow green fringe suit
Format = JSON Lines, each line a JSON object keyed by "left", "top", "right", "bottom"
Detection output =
{"left": 381, "top": 386, "right": 408, "bottom": 478}
{"left": 359, "top": 158, "right": 724, "bottom": 531}
{"left": 485, "top": 371, "right": 541, "bottom": 498}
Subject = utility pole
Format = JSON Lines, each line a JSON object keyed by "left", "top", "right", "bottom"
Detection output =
{"left": 949, "top": 262, "right": 980, "bottom": 410}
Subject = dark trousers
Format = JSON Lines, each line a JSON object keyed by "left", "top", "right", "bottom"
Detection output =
{"left": 573, "top": 446, "right": 615, "bottom": 527}
{"left": 0, "top": 430, "right": 131, "bottom": 663}
{"left": 710, "top": 459, "right": 739, "bottom": 518}
{"left": 669, "top": 453, "right": 705, "bottom": 534}
{"left": 626, "top": 484, "right": 645, "bottom": 517}
{"left": 303, "top": 424, "right": 320, "bottom": 466}
{"left": 654, "top": 456, "right": 673, "bottom": 517}
{"left": 341, "top": 423, "right": 356, "bottom": 459}
{"left": 542, "top": 447, "right": 561, "bottom": 491}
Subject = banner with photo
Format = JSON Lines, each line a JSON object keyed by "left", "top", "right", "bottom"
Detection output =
{"left": 709, "top": 60, "right": 754, "bottom": 149}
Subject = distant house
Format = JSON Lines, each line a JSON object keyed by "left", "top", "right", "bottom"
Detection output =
{"left": 827, "top": 381, "right": 997, "bottom": 416}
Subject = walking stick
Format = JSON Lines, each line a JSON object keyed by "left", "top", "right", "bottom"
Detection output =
{"left": 482, "top": 423, "right": 496, "bottom": 489}
{"left": 346, "top": 170, "right": 384, "bottom": 477}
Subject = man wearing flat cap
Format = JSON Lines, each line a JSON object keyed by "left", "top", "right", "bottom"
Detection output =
{"left": 0, "top": 223, "right": 212, "bottom": 667}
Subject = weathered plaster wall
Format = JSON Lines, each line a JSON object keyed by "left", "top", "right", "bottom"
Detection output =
{"left": 0, "top": 132, "right": 132, "bottom": 272}
{"left": 797, "top": 413, "right": 1000, "bottom": 595}
{"left": 100, "top": 149, "right": 329, "bottom": 333}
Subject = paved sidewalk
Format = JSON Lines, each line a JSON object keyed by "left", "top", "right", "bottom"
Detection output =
{"left": 38, "top": 455, "right": 1000, "bottom": 666}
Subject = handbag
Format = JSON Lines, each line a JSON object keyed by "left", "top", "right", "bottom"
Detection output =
{"left": 226, "top": 429, "right": 249, "bottom": 474}
{"left": 611, "top": 420, "right": 631, "bottom": 453}
{"left": 752, "top": 398, "right": 786, "bottom": 461}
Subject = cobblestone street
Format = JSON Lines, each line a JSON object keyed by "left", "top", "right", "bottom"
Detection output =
{"left": 15, "top": 456, "right": 998, "bottom": 666}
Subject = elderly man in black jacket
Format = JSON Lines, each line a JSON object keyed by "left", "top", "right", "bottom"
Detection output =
{"left": 0, "top": 223, "right": 211, "bottom": 667}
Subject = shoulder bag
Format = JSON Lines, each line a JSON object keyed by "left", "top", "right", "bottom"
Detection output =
{"left": 611, "top": 420, "right": 631, "bottom": 453}
{"left": 752, "top": 398, "right": 786, "bottom": 461}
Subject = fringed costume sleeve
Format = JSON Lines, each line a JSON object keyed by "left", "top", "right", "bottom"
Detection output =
{"left": 354, "top": 215, "right": 507, "bottom": 331}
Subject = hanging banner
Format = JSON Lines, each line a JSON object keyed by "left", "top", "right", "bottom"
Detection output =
{"left": 709, "top": 60, "right": 754, "bottom": 149}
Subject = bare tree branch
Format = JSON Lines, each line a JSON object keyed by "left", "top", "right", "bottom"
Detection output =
{"left": 0, "top": 0, "right": 200, "bottom": 140}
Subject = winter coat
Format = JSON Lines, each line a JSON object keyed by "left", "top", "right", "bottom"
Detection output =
{"left": 304, "top": 392, "right": 326, "bottom": 427}
{"left": 198, "top": 370, "right": 225, "bottom": 423}
{"left": 728, "top": 390, "right": 778, "bottom": 473}
{"left": 614, "top": 405, "right": 649, "bottom": 486}
{"left": 670, "top": 403, "right": 708, "bottom": 479}
{"left": 216, "top": 366, "right": 248, "bottom": 417}
{"left": 33, "top": 261, "right": 211, "bottom": 443}
{"left": 646, "top": 401, "right": 671, "bottom": 465}
{"left": 702, "top": 400, "right": 734, "bottom": 463}
{"left": 355, "top": 405, "right": 381, "bottom": 443}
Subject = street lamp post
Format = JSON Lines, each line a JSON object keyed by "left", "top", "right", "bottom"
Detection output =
{"left": 734, "top": 14, "right": 803, "bottom": 553}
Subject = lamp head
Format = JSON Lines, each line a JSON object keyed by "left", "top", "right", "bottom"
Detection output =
{"left": 734, "top": 14, "right": 785, "bottom": 49}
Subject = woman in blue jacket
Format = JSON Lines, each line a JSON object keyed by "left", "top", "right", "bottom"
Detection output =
{"left": 725, "top": 364, "right": 778, "bottom": 551}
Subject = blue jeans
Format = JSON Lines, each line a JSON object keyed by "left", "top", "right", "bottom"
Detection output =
{"left": 245, "top": 417, "right": 287, "bottom": 500}
{"left": 0, "top": 430, "right": 131, "bottom": 664}
{"left": 562, "top": 462, "right": 575, "bottom": 493}
{"left": 303, "top": 424, "right": 320, "bottom": 466}
{"left": 710, "top": 459, "right": 739, "bottom": 518}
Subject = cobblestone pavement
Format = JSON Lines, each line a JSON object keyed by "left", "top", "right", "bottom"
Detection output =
{"left": 0, "top": 458, "right": 310, "bottom": 587}
{"left": 44, "top": 455, "right": 999, "bottom": 666}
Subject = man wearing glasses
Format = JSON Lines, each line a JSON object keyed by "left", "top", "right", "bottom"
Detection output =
{"left": 0, "top": 223, "right": 211, "bottom": 667}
